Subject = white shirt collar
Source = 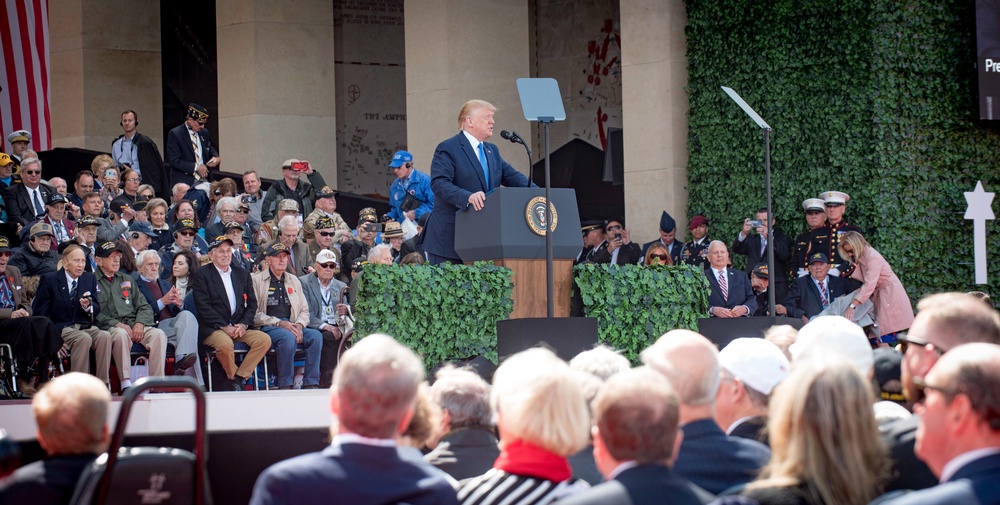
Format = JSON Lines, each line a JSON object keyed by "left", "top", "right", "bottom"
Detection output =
{"left": 939, "top": 447, "right": 1000, "bottom": 483}
{"left": 333, "top": 433, "right": 397, "bottom": 448}
{"left": 65, "top": 271, "right": 78, "bottom": 288}
{"left": 214, "top": 264, "right": 231, "bottom": 276}
{"left": 462, "top": 130, "right": 483, "bottom": 151}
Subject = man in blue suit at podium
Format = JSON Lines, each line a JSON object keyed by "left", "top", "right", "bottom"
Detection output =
{"left": 424, "top": 99, "right": 531, "bottom": 265}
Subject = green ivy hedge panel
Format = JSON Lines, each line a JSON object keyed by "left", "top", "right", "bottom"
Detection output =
{"left": 353, "top": 262, "right": 514, "bottom": 369}
{"left": 574, "top": 264, "right": 710, "bottom": 363}
{"left": 686, "top": 0, "right": 1000, "bottom": 300}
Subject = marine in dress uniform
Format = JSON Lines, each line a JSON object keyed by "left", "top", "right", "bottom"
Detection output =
{"left": 807, "top": 191, "right": 862, "bottom": 279}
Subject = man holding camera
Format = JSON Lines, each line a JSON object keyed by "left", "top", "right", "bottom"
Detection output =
{"left": 590, "top": 218, "right": 642, "bottom": 265}
{"left": 341, "top": 209, "right": 380, "bottom": 278}
{"left": 260, "top": 159, "right": 327, "bottom": 222}
{"left": 387, "top": 150, "right": 434, "bottom": 224}
{"left": 302, "top": 186, "right": 351, "bottom": 244}
{"left": 732, "top": 208, "right": 791, "bottom": 302}
{"left": 242, "top": 170, "right": 265, "bottom": 230}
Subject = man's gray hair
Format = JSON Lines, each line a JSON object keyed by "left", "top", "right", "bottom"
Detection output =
{"left": 217, "top": 196, "right": 238, "bottom": 212}
{"left": 20, "top": 157, "right": 41, "bottom": 170}
{"left": 430, "top": 365, "right": 493, "bottom": 429}
{"left": 333, "top": 334, "right": 424, "bottom": 438}
{"left": 278, "top": 215, "right": 298, "bottom": 233}
{"left": 136, "top": 250, "right": 160, "bottom": 268}
{"left": 570, "top": 345, "right": 631, "bottom": 381}
{"left": 368, "top": 244, "right": 391, "bottom": 262}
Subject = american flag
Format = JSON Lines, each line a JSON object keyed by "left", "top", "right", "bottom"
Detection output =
{"left": 0, "top": 0, "right": 50, "bottom": 152}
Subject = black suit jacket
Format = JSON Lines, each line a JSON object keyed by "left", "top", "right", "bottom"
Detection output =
{"left": 425, "top": 132, "right": 530, "bottom": 260}
{"left": 559, "top": 464, "right": 715, "bottom": 505}
{"left": 881, "top": 416, "right": 937, "bottom": 492}
{"left": 732, "top": 230, "right": 791, "bottom": 299}
{"left": 132, "top": 273, "right": 181, "bottom": 323}
{"left": 165, "top": 123, "right": 219, "bottom": 187}
{"left": 424, "top": 426, "right": 501, "bottom": 481}
{"left": 190, "top": 263, "right": 257, "bottom": 341}
{"left": 33, "top": 270, "right": 101, "bottom": 331}
{"left": 0, "top": 454, "right": 98, "bottom": 505}
{"left": 2, "top": 182, "right": 54, "bottom": 227}
{"left": 875, "top": 453, "right": 1000, "bottom": 505}
{"left": 704, "top": 267, "right": 757, "bottom": 315}
{"left": 113, "top": 132, "right": 168, "bottom": 197}
{"left": 781, "top": 274, "right": 850, "bottom": 319}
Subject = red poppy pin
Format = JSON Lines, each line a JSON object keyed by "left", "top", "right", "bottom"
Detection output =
{"left": 287, "top": 287, "right": 293, "bottom": 295}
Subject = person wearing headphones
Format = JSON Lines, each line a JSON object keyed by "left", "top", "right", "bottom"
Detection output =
{"left": 387, "top": 150, "right": 434, "bottom": 224}
{"left": 112, "top": 110, "right": 167, "bottom": 198}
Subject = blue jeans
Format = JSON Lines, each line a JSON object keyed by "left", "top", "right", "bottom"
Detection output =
{"left": 261, "top": 323, "right": 322, "bottom": 387}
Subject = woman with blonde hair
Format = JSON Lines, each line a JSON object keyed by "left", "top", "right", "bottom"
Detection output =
{"left": 458, "top": 347, "right": 591, "bottom": 504}
{"left": 739, "top": 356, "right": 886, "bottom": 505}
{"left": 644, "top": 241, "right": 673, "bottom": 266}
{"left": 837, "top": 231, "right": 913, "bottom": 346}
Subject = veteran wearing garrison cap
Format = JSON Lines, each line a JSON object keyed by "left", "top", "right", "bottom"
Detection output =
{"left": 165, "top": 103, "right": 220, "bottom": 188}
{"left": 642, "top": 210, "right": 685, "bottom": 264}
{"left": 806, "top": 190, "right": 863, "bottom": 281}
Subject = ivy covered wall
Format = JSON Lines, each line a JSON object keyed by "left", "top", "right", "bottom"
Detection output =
{"left": 685, "top": 0, "right": 1000, "bottom": 301}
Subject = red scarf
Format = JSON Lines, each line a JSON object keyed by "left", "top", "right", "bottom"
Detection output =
{"left": 493, "top": 439, "right": 572, "bottom": 482}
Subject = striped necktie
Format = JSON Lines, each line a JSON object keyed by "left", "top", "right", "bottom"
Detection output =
{"left": 718, "top": 269, "right": 728, "bottom": 301}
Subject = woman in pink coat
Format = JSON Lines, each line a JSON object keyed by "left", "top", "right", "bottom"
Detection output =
{"left": 838, "top": 231, "right": 914, "bottom": 345}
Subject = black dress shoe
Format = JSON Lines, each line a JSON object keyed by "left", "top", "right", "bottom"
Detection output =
{"left": 220, "top": 378, "right": 244, "bottom": 392}
{"left": 173, "top": 354, "right": 198, "bottom": 375}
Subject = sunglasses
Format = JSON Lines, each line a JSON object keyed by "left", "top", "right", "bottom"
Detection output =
{"left": 897, "top": 335, "right": 947, "bottom": 356}
{"left": 238, "top": 209, "right": 250, "bottom": 214}
{"left": 317, "top": 263, "right": 337, "bottom": 269}
{"left": 607, "top": 225, "right": 622, "bottom": 231}
{"left": 179, "top": 231, "right": 197, "bottom": 237}
{"left": 318, "top": 231, "right": 336, "bottom": 237}
{"left": 0, "top": 252, "right": 10, "bottom": 258}
{"left": 24, "top": 170, "right": 40, "bottom": 175}
{"left": 648, "top": 254, "right": 669, "bottom": 262}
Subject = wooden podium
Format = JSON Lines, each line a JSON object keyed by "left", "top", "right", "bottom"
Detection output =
{"left": 454, "top": 187, "right": 582, "bottom": 319}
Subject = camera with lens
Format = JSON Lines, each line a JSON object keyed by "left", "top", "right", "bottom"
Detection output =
{"left": 748, "top": 219, "right": 763, "bottom": 228}
{"left": 364, "top": 223, "right": 382, "bottom": 233}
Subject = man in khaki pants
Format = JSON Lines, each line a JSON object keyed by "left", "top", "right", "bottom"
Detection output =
{"left": 93, "top": 241, "right": 167, "bottom": 392}
{"left": 33, "top": 244, "right": 124, "bottom": 388}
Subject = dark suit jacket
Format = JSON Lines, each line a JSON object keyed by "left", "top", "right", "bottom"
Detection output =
{"left": 2, "top": 182, "right": 55, "bottom": 227}
{"left": 674, "top": 418, "right": 770, "bottom": 495}
{"left": 0, "top": 453, "right": 98, "bottom": 505}
{"left": 731, "top": 230, "right": 792, "bottom": 300}
{"left": 33, "top": 270, "right": 101, "bottom": 331}
{"left": 881, "top": 416, "right": 937, "bottom": 492}
{"left": 190, "top": 263, "right": 257, "bottom": 341}
{"left": 425, "top": 132, "right": 530, "bottom": 260}
{"left": 165, "top": 123, "right": 218, "bottom": 187}
{"left": 782, "top": 274, "right": 850, "bottom": 319}
{"left": 132, "top": 273, "right": 181, "bottom": 324}
{"left": 424, "top": 426, "right": 501, "bottom": 481}
{"left": 877, "top": 453, "right": 1000, "bottom": 505}
{"left": 728, "top": 415, "right": 770, "bottom": 447}
{"left": 704, "top": 267, "right": 758, "bottom": 315}
{"left": 559, "top": 464, "right": 715, "bottom": 505}
{"left": 113, "top": 131, "right": 168, "bottom": 197}
{"left": 641, "top": 238, "right": 685, "bottom": 264}
{"left": 249, "top": 442, "right": 459, "bottom": 505}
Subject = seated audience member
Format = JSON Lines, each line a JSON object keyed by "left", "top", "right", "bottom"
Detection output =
{"left": 10, "top": 222, "right": 58, "bottom": 277}
{"left": 234, "top": 199, "right": 258, "bottom": 242}
{"left": 168, "top": 250, "right": 199, "bottom": 300}
{"left": 704, "top": 240, "right": 757, "bottom": 318}
{"left": 791, "top": 316, "right": 874, "bottom": 377}
{"left": 644, "top": 242, "right": 673, "bottom": 266}
{"left": 400, "top": 252, "right": 425, "bottom": 265}
{"left": 226, "top": 222, "right": 255, "bottom": 271}
{"left": 641, "top": 330, "right": 770, "bottom": 494}
{"left": 145, "top": 198, "right": 172, "bottom": 251}
{"left": 2, "top": 157, "right": 54, "bottom": 229}
{"left": 71, "top": 215, "right": 100, "bottom": 273}
{"left": 569, "top": 345, "right": 631, "bottom": 382}
{"left": 306, "top": 216, "right": 343, "bottom": 269}
{"left": 881, "top": 292, "right": 1000, "bottom": 493}
{"left": 93, "top": 241, "right": 168, "bottom": 389}
{"left": 203, "top": 196, "right": 238, "bottom": 239}
{"left": 424, "top": 365, "right": 500, "bottom": 481}
{"left": 67, "top": 170, "right": 95, "bottom": 211}
{"left": 876, "top": 343, "right": 1000, "bottom": 505}
{"left": 641, "top": 210, "right": 684, "bottom": 264}
{"left": 383, "top": 221, "right": 406, "bottom": 262}
{"left": 249, "top": 334, "right": 458, "bottom": 505}
{"left": 0, "top": 237, "right": 61, "bottom": 396}
{"left": 567, "top": 344, "right": 632, "bottom": 485}
{"left": 679, "top": 214, "right": 710, "bottom": 269}
{"left": 169, "top": 183, "right": 190, "bottom": 208}
{"left": 256, "top": 198, "right": 299, "bottom": 246}
{"left": 749, "top": 264, "right": 772, "bottom": 316}
{"left": 0, "top": 373, "right": 110, "bottom": 504}
{"left": 158, "top": 219, "right": 205, "bottom": 280}
{"left": 48, "top": 177, "right": 69, "bottom": 197}
{"left": 458, "top": 348, "right": 591, "bottom": 504}
{"left": 738, "top": 356, "right": 885, "bottom": 505}
{"left": 204, "top": 178, "right": 238, "bottom": 227}
{"left": 714, "top": 338, "right": 790, "bottom": 446}
{"left": 298, "top": 249, "right": 349, "bottom": 388}
{"left": 251, "top": 242, "right": 322, "bottom": 390}
{"left": 191, "top": 235, "right": 270, "bottom": 392}
{"left": 966, "top": 289, "right": 994, "bottom": 307}
{"left": 37, "top": 194, "right": 74, "bottom": 246}
{"left": 165, "top": 199, "right": 209, "bottom": 249}
{"left": 763, "top": 325, "right": 796, "bottom": 362}
{"left": 558, "top": 367, "right": 715, "bottom": 505}
{"left": 133, "top": 250, "right": 202, "bottom": 383}
{"left": 367, "top": 243, "right": 393, "bottom": 266}
{"left": 873, "top": 347, "right": 907, "bottom": 409}
{"left": 399, "top": 212, "right": 430, "bottom": 261}
{"left": 398, "top": 387, "right": 459, "bottom": 489}
{"left": 576, "top": 220, "right": 608, "bottom": 265}
{"left": 777, "top": 252, "right": 849, "bottom": 321}
{"left": 732, "top": 209, "right": 792, "bottom": 302}
{"left": 590, "top": 218, "right": 642, "bottom": 265}
{"left": 77, "top": 191, "right": 126, "bottom": 244}
{"left": 257, "top": 216, "right": 312, "bottom": 276}
{"left": 341, "top": 208, "right": 380, "bottom": 277}
{"left": 125, "top": 220, "right": 157, "bottom": 259}
{"left": 302, "top": 186, "right": 351, "bottom": 243}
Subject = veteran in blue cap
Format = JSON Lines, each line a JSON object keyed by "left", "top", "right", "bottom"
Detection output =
{"left": 641, "top": 210, "right": 685, "bottom": 264}
{"left": 776, "top": 251, "right": 851, "bottom": 321}
{"left": 387, "top": 149, "right": 434, "bottom": 225}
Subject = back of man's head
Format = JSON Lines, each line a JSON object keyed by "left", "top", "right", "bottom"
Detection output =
{"left": 915, "top": 293, "right": 1000, "bottom": 349}
{"left": 594, "top": 366, "right": 681, "bottom": 467}
{"left": 640, "top": 330, "right": 720, "bottom": 408}
{"left": 570, "top": 345, "right": 631, "bottom": 382}
{"left": 932, "top": 343, "right": 1000, "bottom": 434}
{"left": 32, "top": 373, "right": 110, "bottom": 455}
{"left": 333, "top": 334, "right": 424, "bottom": 439}
{"left": 430, "top": 365, "right": 493, "bottom": 430}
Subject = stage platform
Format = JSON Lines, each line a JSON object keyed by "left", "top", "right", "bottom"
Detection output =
{"left": 3, "top": 390, "right": 336, "bottom": 505}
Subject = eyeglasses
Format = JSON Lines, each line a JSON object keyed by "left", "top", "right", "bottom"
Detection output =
{"left": 607, "top": 225, "right": 622, "bottom": 231}
{"left": 912, "top": 375, "right": 955, "bottom": 399}
{"left": 179, "top": 231, "right": 197, "bottom": 237}
{"left": 24, "top": 170, "right": 40, "bottom": 175}
{"left": 649, "top": 254, "right": 669, "bottom": 262}
{"left": 126, "top": 178, "right": 141, "bottom": 183}
{"left": 318, "top": 231, "right": 335, "bottom": 237}
{"left": 0, "top": 252, "right": 11, "bottom": 258}
{"left": 317, "top": 263, "right": 337, "bottom": 269}
{"left": 238, "top": 209, "right": 249, "bottom": 214}
{"left": 897, "top": 334, "right": 947, "bottom": 356}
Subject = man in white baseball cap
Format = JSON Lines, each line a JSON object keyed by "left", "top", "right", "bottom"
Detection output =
{"left": 714, "top": 337, "right": 791, "bottom": 446}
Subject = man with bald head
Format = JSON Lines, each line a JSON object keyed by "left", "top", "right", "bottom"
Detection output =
{"left": 704, "top": 240, "right": 756, "bottom": 318}
{"left": 883, "top": 292, "right": 1000, "bottom": 492}
{"left": 640, "top": 330, "right": 770, "bottom": 494}
{"left": 878, "top": 343, "right": 1000, "bottom": 504}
